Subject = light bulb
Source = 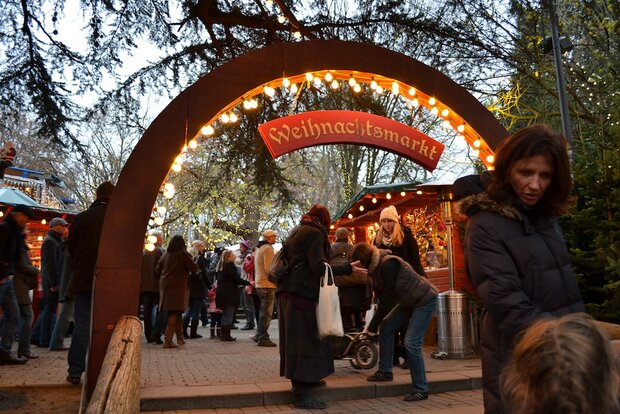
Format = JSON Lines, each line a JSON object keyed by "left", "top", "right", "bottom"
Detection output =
{"left": 473, "top": 139, "right": 481, "bottom": 148}
{"left": 370, "top": 79, "right": 377, "bottom": 89}
{"left": 441, "top": 109, "right": 449, "bottom": 117}
{"left": 243, "top": 100, "right": 252, "bottom": 110}
{"left": 391, "top": 81, "right": 399, "bottom": 94}
{"left": 348, "top": 213, "right": 353, "bottom": 219}
{"left": 486, "top": 155, "right": 495, "bottom": 163}
{"left": 250, "top": 99, "right": 258, "bottom": 109}
{"left": 359, "top": 205, "right": 365, "bottom": 211}
{"left": 263, "top": 86, "right": 275, "bottom": 97}
{"left": 408, "top": 87, "right": 416, "bottom": 96}
{"left": 401, "top": 191, "right": 406, "bottom": 196}
{"left": 353, "top": 84, "right": 361, "bottom": 93}
{"left": 221, "top": 113, "right": 230, "bottom": 123}
{"left": 282, "top": 78, "right": 290, "bottom": 88}
{"left": 147, "top": 235, "right": 157, "bottom": 244}
{"left": 429, "top": 97, "right": 436, "bottom": 105}
{"left": 157, "top": 206, "right": 167, "bottom": 214}
{"left": 305, "top": 73, "right": 313, "bottom": 82}
{"left": 376, "top": 85, "right": 384, "bottom": 94}
{"left": 372, "top": 197, "right": 377, "bottom": 203}
{"left": 202, "top": 125, "right": 214, "bottom": 135}
{"left": 386, "top": 193, "right": 392, "bottom": 199}
{"left": 189, "top": 139, "right": 198, "bottom": 149}
{"left": 457, "top": 124, "right": 465, "bottom": 133}
{"left": 294, "top": 31, "right": 301, "bottom": 38}
{"left": 277, "top": 15, "right": 286, "bottom": 24}
{"left": 431, "top": 107, "right": 439, "bottom": 115}
{"left": 164, "top": 183, "right": 175, "bottom": 192}
{"left": 41, "top": 219, "right": 47, "bottom": 225}
{"left": 171, "top": 163, "right": 182, "bottom": 172}
{"left": 174, "top": 155, "right": 183, "bottom": 164}
{"left": 163, "top": 190, "right": 174, "bottom": 199}
{"left": 325, "top": 72, "right": 333, "bottom": 82}
{"left": 412, "top": 98, "right": 419, "bottom": 107}
{"left": 145, "top": 243, "right": 155, "bottom": 252}
{"left": 416, "top": 190, "right": 422, "bottom": 195}
{"left": 290, "top": 83, "right": 298, "bottom": 93}
{"left": 348, "top": 76, "right": 356, "bottom": 87}
{"left": 313, "top": 77, "right": 321, "bottom": 87}
{"left": 229, "top": 112, "right": 238, "bottom": 123}
{"left": 37, "top": 235, "right": 43, "bottom": 241}
{"left": 331, "top": 80, "right": 339, "bottom": 89}
{"left": 154, "top": 216, "right": 165, "bottom": 225}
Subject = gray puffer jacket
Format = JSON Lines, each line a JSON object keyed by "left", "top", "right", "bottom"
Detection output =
{"left": 460, "top": 193, "right": 584, "bottom": 414}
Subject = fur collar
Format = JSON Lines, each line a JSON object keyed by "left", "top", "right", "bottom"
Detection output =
{"left": 458, "top": 193, "right": 522, "bottom": 222}
{"left": 368, "top": 247, "right": 391, "bottom": 274}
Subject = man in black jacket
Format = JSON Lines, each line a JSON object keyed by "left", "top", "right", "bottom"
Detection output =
{"left": 65, "top": 181, "right": 115, "bottom": 385}
{"left": 0, "top": 204, "right": 36, "bottom": 365}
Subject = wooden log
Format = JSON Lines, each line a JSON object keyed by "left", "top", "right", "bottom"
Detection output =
{"left": 594, "top": 320, "right": 620, "bottom": 340}
{"left": 85, "top": 316, "right": 142, "bottom": 414}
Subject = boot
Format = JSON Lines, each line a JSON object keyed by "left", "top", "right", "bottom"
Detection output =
{"left": 190, "top": 320, "right": 202, "bottom": 339}
{"left": 220, "top": 325, "right": 236, "bottom": 342}
{"left": 183, "top": 314, "right": 190, "bottom": 339}
{"left": 175, "top": 315, "right": 185, "bottom": 346}
{"left": 163, "top": 315, "right": 178, "bottom": 349}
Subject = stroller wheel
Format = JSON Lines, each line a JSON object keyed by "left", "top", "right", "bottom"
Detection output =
{"left": 351, "top": 341, "right": 378, "bottom": 370}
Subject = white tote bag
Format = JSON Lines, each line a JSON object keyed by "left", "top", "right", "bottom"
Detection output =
{"left": 364, "top": 303, "right": 377, "bottom": 330}
{"left": 316, "top": 263, "right": 344, "bottom": 339}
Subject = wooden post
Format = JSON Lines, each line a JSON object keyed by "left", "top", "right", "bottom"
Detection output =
{"left": 85, "top": 316, "right": 142, "bottom": 414}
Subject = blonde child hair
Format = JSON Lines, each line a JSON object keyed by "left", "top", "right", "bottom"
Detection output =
{"left": 501, "top": 313, "right": 620, "bottom": 414}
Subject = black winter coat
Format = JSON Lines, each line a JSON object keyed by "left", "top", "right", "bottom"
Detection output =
{"left": 276, "top": 223, "right": 352, "bottom": 303}
{"left": 0, "top": 215, "right": 26, "bottom": 281}
{"left": 216, "top": 261, "right": 249, "bottom": 308}
{"left": 41, "top": 230, "right": 63, "bottom": 299}
{"left": 374, "top": 226, "right": 426, "bottom": 276}
{"left": 461, "top": 193, "right": 584, "bottom": 414}
{"left": 67, "top": 199, "right": 109, "bottom": 293}
{"left": 189, "top": 253, "right": 209, "bottom": 299}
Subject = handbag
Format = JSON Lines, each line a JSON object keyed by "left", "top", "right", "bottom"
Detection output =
{"left": 267, "top": 245, "right": 290, "bottom": 284}
{"left": 316, "top": 263, "right": 344, "bottom": 339}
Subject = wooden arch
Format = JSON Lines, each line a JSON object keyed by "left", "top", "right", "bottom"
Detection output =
{"left": 87, "top": 40, "right": 508, "bottom": 398}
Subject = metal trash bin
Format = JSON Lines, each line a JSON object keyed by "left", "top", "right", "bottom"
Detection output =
{"left": 436, "top": 290, "right": 475, "bottom": 359}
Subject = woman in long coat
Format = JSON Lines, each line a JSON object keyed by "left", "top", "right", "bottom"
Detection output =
{"left": 276, "top": 204, "right": 367, "bottom": 409}
{"left": 215, "top": 249, "right": 249, "bottom": 341}
{"left": 156, "top": 235, "right": 198, "bottom": 348}
{"left": 459, "top": 125, "right": 584, "bottom": 414}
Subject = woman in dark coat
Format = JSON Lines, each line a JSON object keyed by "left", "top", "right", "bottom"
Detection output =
{"left": 215, "top": 249, "right": 249, "bottom": 341}
{"left": 351, "top": 242, "right": 438, "bottom": 402}
{"left": 156, "top": 235, "right": 198, "bottom": 348}
{"left": 459, "top": 125, "right": 585, "bottom": 414}
{"left": 276, "top": 204, "right": 367, "bottom": 409}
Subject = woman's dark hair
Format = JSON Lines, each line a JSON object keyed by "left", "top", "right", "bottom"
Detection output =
{"left": 167, "top": 235, "right": 186, "bottom": 253}
{"left": 348, "top": 242, "right": 375, "bottom": 270}
{"left": 307, "top": 204, "right": 331, "bottom": 229}
{"left": 487, "top": 125, "right": 572, "bottom": 214}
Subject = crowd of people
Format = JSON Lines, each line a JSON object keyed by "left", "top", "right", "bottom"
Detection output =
{"left": 0, "top": 125, "right": 618, "bottom": 412}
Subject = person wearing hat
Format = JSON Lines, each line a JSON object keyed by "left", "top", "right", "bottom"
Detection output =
{"left": 0, "top": 204, "right": 36, "bottom": 365}
{"left": 237, "top": 240, "right": 257, "bottom": 331}
{"left": 253, "top": 229, "right": 278, "bottom": 347}
{"left": 373, "top": 205, "right": 426, "bottom": 369}
{"left": 31, "top": 217, "right": 69, "bottom": 348}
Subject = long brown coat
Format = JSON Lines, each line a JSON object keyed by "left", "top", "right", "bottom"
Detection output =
{"left": 156, "top": 250, "right": 198, "bottom": 312}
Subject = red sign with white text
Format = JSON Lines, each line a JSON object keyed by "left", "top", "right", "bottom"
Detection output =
{"left": 258, "top": 110, "right": 444, "bottom": 171}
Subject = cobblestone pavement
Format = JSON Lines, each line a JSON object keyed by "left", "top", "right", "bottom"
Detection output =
{"left": 142, "top": 389, "right": 484, "bottom": 414}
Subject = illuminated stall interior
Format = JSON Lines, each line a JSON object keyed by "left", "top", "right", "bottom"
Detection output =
{"left": 331, "top": 181, "right": 474, "bottom": 295}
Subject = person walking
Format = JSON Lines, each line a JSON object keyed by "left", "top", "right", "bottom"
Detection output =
{"left": 0, "top": 204, "right": 36, "bottom": 365}
{"left": 156, "top": 235, "right": 198, "bottom": 349}
{"left": 183, "top": 240, "right": 209, "bottom": 339}
{"left": 253, "top": 229, "right": 278, "bottom": 347}
{"left": 65, "top": 181, "right": 115, "bottom": 385}
{"left": 13, "top": 238, "right": 40, "bottom": 359}
{"left": 458, "top": 125, "right": 585, "bottom": 414}
{"left": 350, "top": 242, "right": 437, "bottom": 402}
{"left": 49, "top": 229, "right": 74, "bottom": 351}
{"left": 140, "top": 230, "right": 165, "bottom": 344}
{"left": 276, "top": 204, "right": 367, "bottom": 409}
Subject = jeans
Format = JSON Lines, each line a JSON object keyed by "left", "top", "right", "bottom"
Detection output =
{"left": 141, "top": 292, "right": 158, "bottom": 340}
{"left": 378, "top": 297, "right": 437, "bottom": 392}
{"left": 17, "top": 304, "right": 34, "bottom": 356}
{"left": 256, "top": 288, "right": 275, "bottom": 341}
{"left": 67, "top": 292, "right": 91, "bottom": 376}
{"left": 49, "top": 299, "right": 74, "bottom": 349}
{"left": 241, "top": 290, "right": 255, "bottom": 327}
{"left": 0, "top": 278, "right": 19, "bottom": 353}
{"left": 221, "top": 305, "right": 236, "bottom": 326}
{"left": 32, "top": 295, "right": 59, "bottom": 347}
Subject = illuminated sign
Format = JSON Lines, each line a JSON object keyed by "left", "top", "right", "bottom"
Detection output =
{"left": 258, "top": 110, "right": 445, "bottom": 171}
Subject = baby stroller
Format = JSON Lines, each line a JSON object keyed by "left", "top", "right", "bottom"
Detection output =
{"left": 333, "top": 331, "right": 378, "bottom": 369}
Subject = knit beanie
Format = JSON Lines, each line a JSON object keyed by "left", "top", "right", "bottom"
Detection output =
{"left": 379, "top": 205, "right": 399, "bottom": 222}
